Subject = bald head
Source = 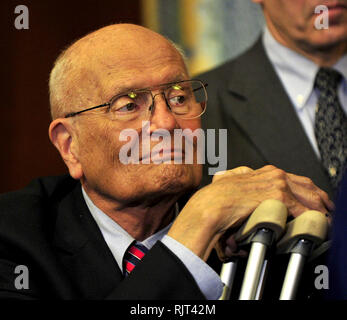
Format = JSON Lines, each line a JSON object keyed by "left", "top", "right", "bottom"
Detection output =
{"left": 49, "top": 24, "right": 187, "bottom": 119}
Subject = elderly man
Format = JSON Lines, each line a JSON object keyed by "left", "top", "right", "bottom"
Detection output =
{"left": 199, "top": 0, "right": 347, "bottom": 198}
{"left": 0, "top": 24, "right": 333, "bottom": 300}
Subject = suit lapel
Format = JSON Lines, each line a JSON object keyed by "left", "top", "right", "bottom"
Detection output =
{"left": 52, "top": 183, "right": 123, "bottom": 299}
{"left": 220, "top": 38, "right": 332, "bottom": 195}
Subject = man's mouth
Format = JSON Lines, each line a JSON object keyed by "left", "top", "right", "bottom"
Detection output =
{"left": 314, "top": 1, "right": 347, "bottom": 24}
{"left": 325, "top": 2, "right": 347, "bottom": 13}
{"left": 140, "top": 148, "right": 185, "bottom": 163}
{"left": 325, "top": 1, "right": 347, "bottom": 9}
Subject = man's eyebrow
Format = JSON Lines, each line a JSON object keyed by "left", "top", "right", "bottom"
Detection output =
{"left": 108, "top": 75, "right": 188, "bottom": 98}
{"left": 105, "top": 86, "right": 135, "bottom": 100}
{"left": 113, "top": 86, "right": 135, "bottom": 96}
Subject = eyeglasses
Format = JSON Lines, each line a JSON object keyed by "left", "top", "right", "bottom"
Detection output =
{"left": 64, "top": 80, "right": 208, "bottom": 128}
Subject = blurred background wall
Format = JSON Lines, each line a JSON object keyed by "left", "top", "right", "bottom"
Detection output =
{"left": 142, "top": 0, "right": 264, "bottom": 75}
{"left": 1, "top": 0, "right": 263, "bottom": 193}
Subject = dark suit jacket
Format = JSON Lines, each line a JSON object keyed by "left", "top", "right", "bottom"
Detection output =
{"left": 328, "top": 169, "right": 347, "bottom": 299}
{"left": 0, "top": 175, "right": 205, "bottom": 300}
{"left": 198, "top": 37, "right": 333, "bottom": 198}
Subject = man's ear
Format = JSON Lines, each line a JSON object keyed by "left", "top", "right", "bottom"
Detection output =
{"left": 49, "top": 119, "right": 83, "bottom": 180}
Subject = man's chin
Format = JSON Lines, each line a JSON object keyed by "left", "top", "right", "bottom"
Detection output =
{"left": 152, "top": 163, "right": 200, "bottom": 191}
{"left": 310, "top": 26, "right": 347, "bottom": 49}
{"left": 123, "top": 164, "right": 201, "bottom": 204}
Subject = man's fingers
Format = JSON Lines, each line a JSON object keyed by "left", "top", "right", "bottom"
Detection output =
{"left": 287, "top": 200, "right": 310, "bottom": 218}
{"left": 212, "top": 166, "right": 254, "bottom": 183}
{"left": 286, "top": 173, "right": 335, "bottom": 211}
{"left": 285, "top": 179, "right": 328, "bottom": 215}
{"left": 286, "top": 173, "right": 334, "bottom": 212}
{"left": 252, "top": 165, "right": 283, "bottom": 175}
{"left": 215, "top": 232, "right": 248, "bottom": 261}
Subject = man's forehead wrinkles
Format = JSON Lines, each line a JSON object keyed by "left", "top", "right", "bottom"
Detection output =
{"left": 91, "top": 45, "right": 187, "bottom": 99}
{"left": 103, "top": 41, "right": 182, "bottom": 64}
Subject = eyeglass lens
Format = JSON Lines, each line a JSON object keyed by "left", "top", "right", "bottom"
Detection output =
{"left": 108, "top": 81, "right": 206, "bottom": 126}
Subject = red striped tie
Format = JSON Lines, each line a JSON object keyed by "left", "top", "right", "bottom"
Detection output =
{"left": 123, "top": 242, "right": 149, "bottom": 276}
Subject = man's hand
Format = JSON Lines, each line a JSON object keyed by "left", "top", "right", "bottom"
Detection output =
{"left": 167, "top": 165, "right": 334, "bottom": 262}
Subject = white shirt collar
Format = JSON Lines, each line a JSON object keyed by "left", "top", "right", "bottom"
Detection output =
{"left": 262, "top": 26, "right": 347, "bottom": 110}
{"left": 81, "top": 186, "right": 174, "bottom": 272}
{"left": 262, "top": 26, "right": 319, "bottom": 110}
{"left": 334, "top": 53, "right": 347, "bottom": 83}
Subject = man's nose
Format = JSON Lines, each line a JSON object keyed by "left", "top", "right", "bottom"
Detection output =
{"left": 149, "top": 93, "right": 178, "bottom": 132}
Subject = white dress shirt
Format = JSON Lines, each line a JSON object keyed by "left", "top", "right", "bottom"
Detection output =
{"left": 262, "top": 26, "right": 347, "bottom": 159}
{"left": 81, "top": 187, "right": 223, "bottom": 300}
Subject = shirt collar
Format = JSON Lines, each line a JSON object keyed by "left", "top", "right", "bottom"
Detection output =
{"left": 262, "top": 26, "right": 347, "bottom": 110}
{"left": 334, "top": 53, "right": 347, "bottom": 83}
{"left": 262, "top": 26, "right": 319, "bottom": 110}
{"left": 81, "top": 186, "right": 175, "bottom": 271}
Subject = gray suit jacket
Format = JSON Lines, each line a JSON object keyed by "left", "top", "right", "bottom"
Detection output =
{"left": 198, "top": 37, "right": 333, "bottom": 198}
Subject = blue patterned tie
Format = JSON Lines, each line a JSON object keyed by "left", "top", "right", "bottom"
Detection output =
{"left": 123, "top": 242, "right": 149, "bottom": 276}
{"left": 314, "top": 68, "right": 347, "bottom": 191}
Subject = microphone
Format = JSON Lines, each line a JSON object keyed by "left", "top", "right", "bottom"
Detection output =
{"left": 277, "top": 210, "right": 329, "bottom": 300}
{"left": 219, "top": 199, "right": 287, "bottom": 300}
